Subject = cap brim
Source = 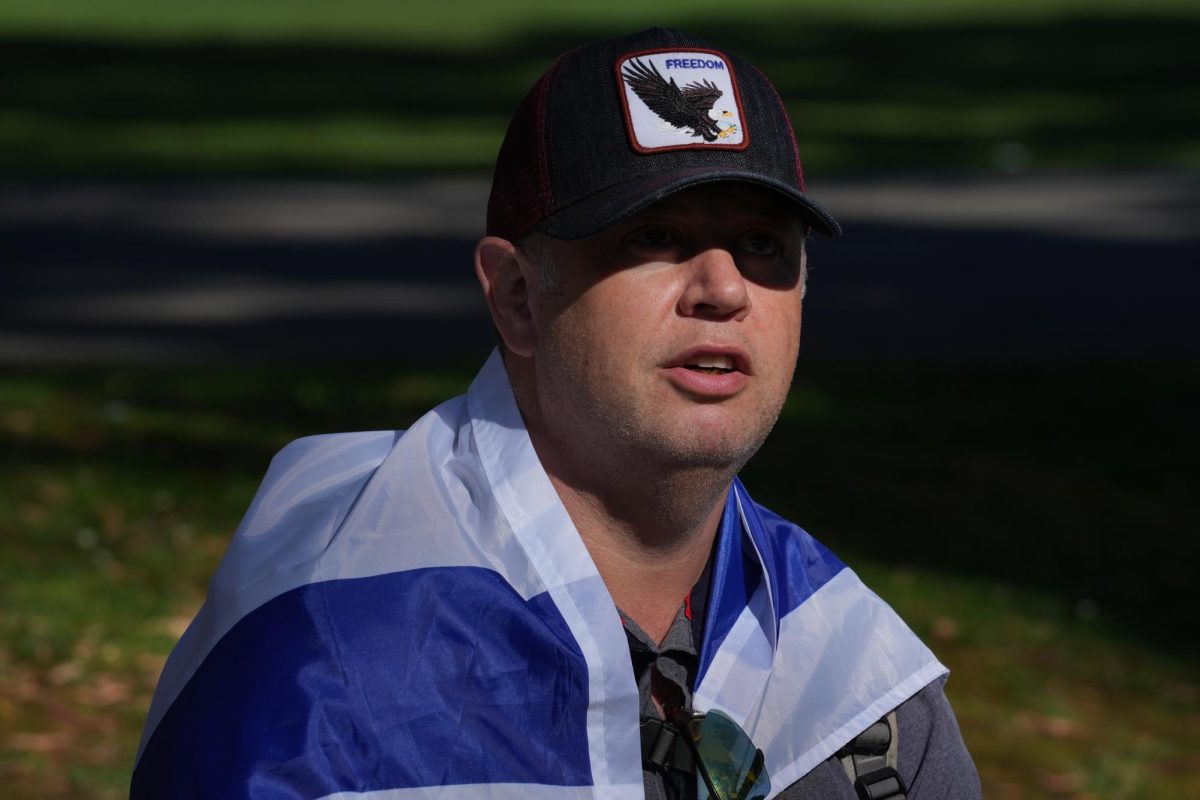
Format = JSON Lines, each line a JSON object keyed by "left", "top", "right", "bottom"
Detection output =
{"left": 535, "top": 167, "right": 842, "bottom": 240}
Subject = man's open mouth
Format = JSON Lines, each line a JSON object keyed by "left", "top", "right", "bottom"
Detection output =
{"left": 683, "top": 355, "right": 736, "bottom": 375}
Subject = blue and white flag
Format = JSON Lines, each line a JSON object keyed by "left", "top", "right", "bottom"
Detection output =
{"left": 133, "top": 350, "right": 945, "bottom": 799}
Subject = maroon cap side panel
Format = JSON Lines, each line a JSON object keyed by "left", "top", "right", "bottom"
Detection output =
{"left": 532, "top": 56, "right": 559, "bottom": 219}
{"left": 487, "top": 56, "right": 567, "bottom": 241}
{"left": 486, "top": 84, "right": 542, "bottom": 239}
{"left": 754, "top": 64, "right": 806, "bottom": 193}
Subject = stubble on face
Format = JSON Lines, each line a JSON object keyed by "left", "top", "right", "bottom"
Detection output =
{"left": 541, "top": 322, "right": 792, "bottom": 475}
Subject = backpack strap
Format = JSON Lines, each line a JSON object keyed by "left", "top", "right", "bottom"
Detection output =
{"left": 836, "top": 711, "right": 907, "bottom": 800}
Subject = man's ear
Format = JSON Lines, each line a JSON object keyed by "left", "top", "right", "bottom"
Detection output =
{"left": 475, "top": 236, "right": 536, "bottom": 357}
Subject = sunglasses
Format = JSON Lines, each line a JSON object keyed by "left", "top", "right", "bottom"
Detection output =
{"left": 641, "top": 708, "right": 771, "bottom": 800}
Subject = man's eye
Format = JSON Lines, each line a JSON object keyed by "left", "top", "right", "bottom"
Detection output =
{"left": 738, "top": 231, "right": 781, "bottom": 257}
{"left": 630, "top": 227, "right": 678, "bottom": 248}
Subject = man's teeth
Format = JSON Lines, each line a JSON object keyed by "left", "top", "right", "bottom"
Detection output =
{"left": 685, "top": 355, "right": 735, "bottom": 373}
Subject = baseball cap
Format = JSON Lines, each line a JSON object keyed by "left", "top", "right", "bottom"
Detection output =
{"left": 486, "top": 27, "right": 841, "bottom": 242}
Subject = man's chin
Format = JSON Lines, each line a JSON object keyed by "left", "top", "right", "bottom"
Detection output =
{"left": 637, "top": 425, "right": 771, "bottom": 474}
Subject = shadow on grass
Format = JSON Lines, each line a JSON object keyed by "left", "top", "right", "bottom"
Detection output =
{"left": 1, "top": 13, "right": 1198, "bottom": 174}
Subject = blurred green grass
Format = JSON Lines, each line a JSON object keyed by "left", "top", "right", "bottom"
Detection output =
{"left": 3, "top": 0, "right": 1195, "bottom": 44}
{"left": 2, "top": 361, "right": 1197, "bottom": 798}
{"left": 1, "top": 0, "right": 1198, "bottom": 175}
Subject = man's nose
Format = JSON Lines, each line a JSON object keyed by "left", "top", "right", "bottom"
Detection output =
{"left": 678, "top": 248, "right": 751, "bottom": 321}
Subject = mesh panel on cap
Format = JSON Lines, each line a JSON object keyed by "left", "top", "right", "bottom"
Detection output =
{"left": 486, "top": 61, "right": 560, "bottom": 241}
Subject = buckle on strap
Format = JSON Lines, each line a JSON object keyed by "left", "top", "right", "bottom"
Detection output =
{"left": 853, "top": 766, "right": 907, "bottom": 800}
{"left": 640, "top": 717, "right": 694, "bottom": 774}
{"left": 838, "top": 719, "right": 891, "bottom": 756}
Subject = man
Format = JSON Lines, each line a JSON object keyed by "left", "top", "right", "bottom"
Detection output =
{"left": 133, "top": 27, "right": 979, "bottom": 800}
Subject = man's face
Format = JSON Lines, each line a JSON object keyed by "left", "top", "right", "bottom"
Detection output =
{"left": 519, "top": 182, "right": 808, "bottom": 476}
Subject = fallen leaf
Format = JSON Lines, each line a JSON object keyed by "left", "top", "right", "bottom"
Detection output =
{"left": 7, "top": 730, "right": 73, "bottom": 754}
{"left": 1040, "top": 771, "right": 1083, "bottom": 794}
{"left": 931, "top": 616, "right": 960, "bottom": 641}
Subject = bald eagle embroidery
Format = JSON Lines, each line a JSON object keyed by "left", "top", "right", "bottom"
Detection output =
{"left": 622, "top": 58, "right": 724, "bottom": 142}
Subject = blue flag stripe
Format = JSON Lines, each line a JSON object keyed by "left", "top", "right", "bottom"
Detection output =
{"left": 133, "top": 567, "right": 593, "bottom": 799}
{"left": 695, "top": 482, "right": 846, "bottom": 688}
{"left": 695, "top": 487, "right": 759, "bottom": 685}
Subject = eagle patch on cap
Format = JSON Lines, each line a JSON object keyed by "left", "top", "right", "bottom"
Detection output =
{"left": 615, "top": 48, "right": 748, "bottom": 153}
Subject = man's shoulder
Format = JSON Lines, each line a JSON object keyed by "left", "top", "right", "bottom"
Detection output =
{"left": 775, "top": 676, "right": 981, "bottom": 799}
{"left": 894, "top": 674, "right": 981, "bottom": 796}
{"left": 265, "top": 428, "right": 408, "bottom": 474}
{"left": 233, "top": 430, "right": 404, "bottom": 542}
{"left": 263, "top": 429, "right": 402, "bottom": 484}
{"left": 205, "top": 407, "right": 466, "bottom": 614}
{"left": 251, "top": 391, "right": 471, "bottom": 517}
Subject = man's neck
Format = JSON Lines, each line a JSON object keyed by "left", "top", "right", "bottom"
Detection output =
{"left": 545, "top": 462, "right": 732, "bottom": 644}
{"left": 506, "top": 356, "right": 740, "bottom": 642}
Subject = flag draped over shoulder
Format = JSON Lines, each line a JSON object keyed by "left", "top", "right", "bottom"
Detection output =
{"left": 132, "top": 350, "right": 945, "bottom": 800}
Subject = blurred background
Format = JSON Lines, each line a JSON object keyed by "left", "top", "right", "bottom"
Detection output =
{"left": 1, "top": 1, "right": 1197, "bottom": 797}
